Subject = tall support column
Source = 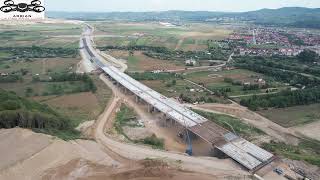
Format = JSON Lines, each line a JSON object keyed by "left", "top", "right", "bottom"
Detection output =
{"left": 148, "top": 104, "right": 154, "bottom": 113}
{"left": 148, "top": 104, "right": 151, "bottom": 113}
{"left": 164, "top": 114, "right": 167, "bottom": 127}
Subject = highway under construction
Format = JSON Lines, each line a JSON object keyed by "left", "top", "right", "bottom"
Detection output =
{"left": 81, "top": 26, "right": 275, "bottom": 172}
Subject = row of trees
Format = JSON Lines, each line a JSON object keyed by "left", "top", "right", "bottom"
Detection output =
{"left": 0, "top": 74, "right": 22, "bottom": 83}
{"left": 0, "top": 89, "right": 78, "bottom": 139}
{"left": 0, "top": 110, "right": 71, "bottom": 130}
{"left": 297, "top": 49, "right": 319, "bottom": 63}
{"left": 41, "top": 73, "right": 97, "bottom": 93}
{"left": 179, "top": 93, "right": 218, "bottom": 104}
{"left": 0, "top": 46, "right": 78, "bottom": 60}
{"left": 240, "top": 87, "right": 320, "bottom": 110}
{"left": 224, "top": 77, "right": 269, "bottom": 91}
{"left": 235, "top": 58, "right": 320, "bottom": 87}
{"left": 127, "top": 72, "right": 182, "bottom": 81}
{"left": 236, "top": 54, "right": 320, "bottom": 77}
{"left": 98, "top": 45, "right": 229, "bottom": 61}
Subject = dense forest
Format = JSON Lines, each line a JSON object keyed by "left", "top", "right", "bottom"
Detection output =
{"left": 0, "top": 89, "right": 79, "bottom": 139}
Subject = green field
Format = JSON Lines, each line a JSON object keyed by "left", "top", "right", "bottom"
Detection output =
{"left": 194, "top": 109, "right": 265, "bottom": 140}
{"left": 184, "top": 69, "right": 281, "bottom": 96}
{"left": 93, "top": 22, "right": 231, "bottom": 51}
{"left": 0, "top": 58, "right": 80, "bottom": 74}
{"left": 127, "top": 55, "right": 140, "bottom": 71}
{"left": 1, "top": 72, "right": 112, "bottom": 128}
{"left": 258, "top": 104, "right": 320, "bottom": 127}
{"left": 263, "top": 138, "right": 320, "bottom": 167}
{"left": 0, "top": 23, "right": 81, "bottom": 48}
{"left": 136, "top": 76, "right": 229, "bottom": 104}
{"left": 0, "top": 57, "right": 81, "bottom": 98}
{"left": 0, "top": 52, "right": 12, "bottom": 59}
{"left": 40, "top": 76, "right": 113, "bottom": 127}
{"left": 128, "top": 68, "right": 278, "bottom": 104}
{"left": 124, "top": 52, "right": 185, "bottom": 72}
{"left": 114, "top": 103, "right": 164, "bottom": 149}
{"left": 0, "top": 22, "right": 112, "bottom": 129}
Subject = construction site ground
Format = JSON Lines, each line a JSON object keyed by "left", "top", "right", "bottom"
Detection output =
{"left": 0, "top": 128, "right": 234, "bottom": 180}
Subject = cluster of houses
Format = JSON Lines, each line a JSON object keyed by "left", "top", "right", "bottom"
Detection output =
{"left": 253, "top": 29, "right": 291, "bottom": 46}
{"left": 239, "top": 76, "right": 267, "bottom": 87}
{"left": 229, "top": 27, "right": 320, "bottom": 57}
{"left": 294, "top": 31, "right": 320, "bottom": 46}
{"left": 238, "top": 47, "right": 303, "bottom": 56}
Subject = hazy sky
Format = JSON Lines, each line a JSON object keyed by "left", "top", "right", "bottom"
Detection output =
{"left": 46, "top": 0, "right": 320, "bottom": 12}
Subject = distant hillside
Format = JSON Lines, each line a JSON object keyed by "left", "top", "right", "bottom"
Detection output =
{"left": 0, "top": 89, "right": 79, "bottom": 139}
{"left": 242, "top": 7, "right": 320, "bottom": 28}
{"left": 47, "top": 11, "right": 227, "bottom": 21}
{"left": 48, "top": 7, "right": 320, "bottom": 28}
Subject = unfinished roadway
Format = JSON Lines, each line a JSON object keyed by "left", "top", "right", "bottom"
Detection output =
{"left": 81, "top": 25, "right": 274, "bottom": 172}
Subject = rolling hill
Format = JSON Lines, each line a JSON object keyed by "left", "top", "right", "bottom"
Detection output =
{"left": 47, "top": 7, "right": 320, "bottom": 28}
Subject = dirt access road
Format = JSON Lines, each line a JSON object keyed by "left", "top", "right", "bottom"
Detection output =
{"left": 189, "top": 103, "right": 300, "bottom": 145}
{"left": 0, "top": 21, "right": 239, "bottom": 180}
{"left": 94, "top": 74, "right": 248, "bottom": 178}
{"left": 78, "top": 24, "right": 250, "bottom": 178}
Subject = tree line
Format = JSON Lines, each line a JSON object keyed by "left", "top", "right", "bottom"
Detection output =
{"left": 0, "top": 89, "right": 79, "bottom": 139}
{"left": 127, "top": 72, "right": 181, "bottom": 81}
{"left": 240, "top": 87, "right": 320, "bottom": 110}
{"left": 235, "top": 55, "right": 320, "bottom": 77}
{"left": 0, "top": 46, "right": 78, "bottom": 60}
{"left": 38, "top": 72, "right": 97, "bottom": 93}
{"left": 0, "top": 74, "right": 22, "bottom": 83}
{"left": 98, "top": 45, "right": 229, "bottom": 61}
{"left": 234, "top": 57, "right": 320, "bottom": 87}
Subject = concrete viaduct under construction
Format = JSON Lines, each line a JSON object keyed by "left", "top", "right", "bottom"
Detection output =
{"left": 81, "top": 27, "right": 275, "bottom": 172}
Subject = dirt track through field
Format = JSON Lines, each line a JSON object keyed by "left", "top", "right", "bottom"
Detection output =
{"left": 175, "top": 38, "right": 185, "bottom": 50}
{"left": 190, "top": 103, "right": 300, "bottom": 144}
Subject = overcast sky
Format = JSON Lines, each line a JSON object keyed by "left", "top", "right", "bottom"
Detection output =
{"left": 46, "top": 0, "right": 320, "bottom": 12}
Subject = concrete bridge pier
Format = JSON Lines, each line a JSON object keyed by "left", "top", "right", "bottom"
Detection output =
{"left": 135, "top": 95, "right": 139, "bottom": 103}
{"left": 210, "top": 147, "right": 228, "bottom": 158}
{"left": 147, "top": 104, "right": 153, "bottom": 113}
{"left": 123, "top": 87, "right": 128, "bottom": 94}
{"left": 160, "top": 114, "right": 168, "bottom": 127}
